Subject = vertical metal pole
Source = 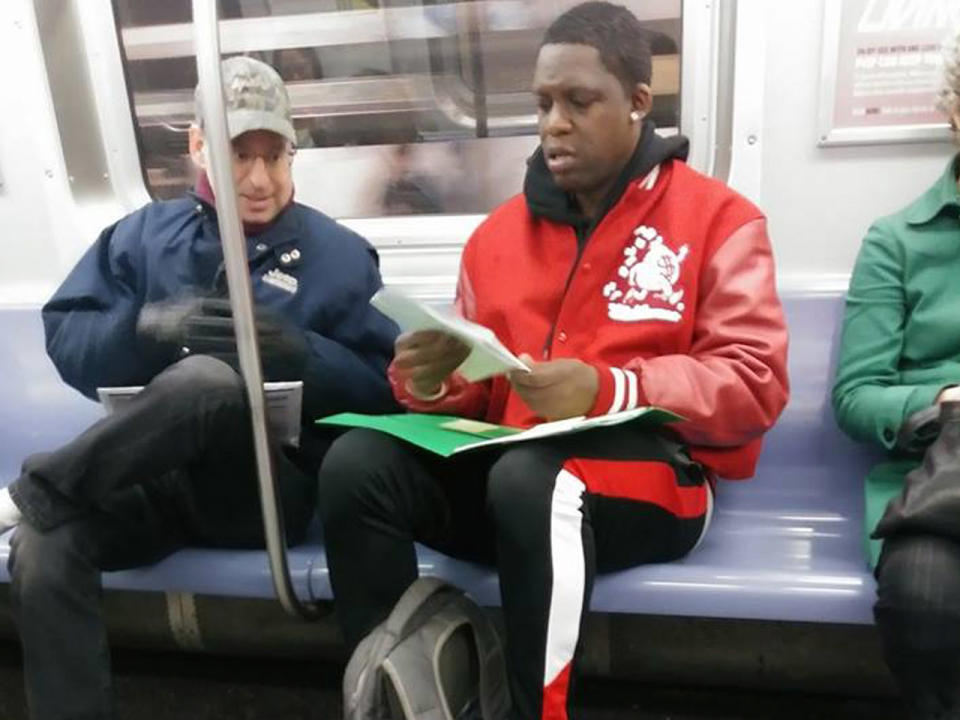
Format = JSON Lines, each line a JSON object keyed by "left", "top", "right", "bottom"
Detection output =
{"left": 192, "top": 0, "right": 320, "bottom": 620}
{"left": 465, "top": 2, "right": 489, "bottom": 138}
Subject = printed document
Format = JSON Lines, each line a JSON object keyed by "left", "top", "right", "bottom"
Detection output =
{"left": 371, "top": 287, "right": 529, "bottom": 381}
{"left": 97, "top": 381, "right": 303, "bottom": 447}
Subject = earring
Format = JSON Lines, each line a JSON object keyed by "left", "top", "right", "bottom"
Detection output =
{"left": 630, "top": 111, "right": 641, "bottom": 122}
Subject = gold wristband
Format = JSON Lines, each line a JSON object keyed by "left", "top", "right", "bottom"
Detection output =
{"left": 405, "top": 379, "right": 448, "bottom": 402}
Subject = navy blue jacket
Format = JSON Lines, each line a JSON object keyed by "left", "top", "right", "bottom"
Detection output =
{"left": 43, "top": 195, "right": 399, "bottom": 420}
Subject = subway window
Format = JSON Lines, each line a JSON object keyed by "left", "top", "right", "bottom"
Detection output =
{"left": 115, "top": 0, "right": 682, "bottom": 216}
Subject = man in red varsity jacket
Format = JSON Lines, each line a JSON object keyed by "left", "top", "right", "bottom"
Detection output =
{"left": 318, "top": 3, "right": 789, "bottom": 718}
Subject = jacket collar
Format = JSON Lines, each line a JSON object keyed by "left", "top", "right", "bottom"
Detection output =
{"left": 905, "top": 154, "right": 960, "bottom": 226}
{"left": 523, "top": 119, "right": 689, "bottom": 230}
{"left": 253, "top": 202, "right": 304, "bottom": 250}
{"left": 191, "top": 170, "right": 298, "bottom": 240}
{"left": 187, "top": 189, "right": 304, "bottom": 251}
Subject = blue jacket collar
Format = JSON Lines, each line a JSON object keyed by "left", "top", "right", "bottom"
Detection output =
{"left": 187, "top": 191, "right": 304, "bottom": 250}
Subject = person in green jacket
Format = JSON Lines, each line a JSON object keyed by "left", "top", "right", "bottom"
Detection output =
{"left": 833, "top": 32, "right": 960, "bottom": 720}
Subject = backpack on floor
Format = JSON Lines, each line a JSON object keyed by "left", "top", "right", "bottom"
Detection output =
{"left": 343, "top": 577, "right": 511, "bottom": 720}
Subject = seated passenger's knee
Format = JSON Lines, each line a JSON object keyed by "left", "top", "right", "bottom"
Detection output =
{"left": 9, "top": 523, "right": 87, "bottom": 596}
{"left": 486, "top": 447, "right": 558, "bottom": 526}
{"left": 877, "top": 534, "right": 960, "bottom": 615}
{"left": 153, "top": 354, "right": 243, "bottom": 400}
{"left": 875, "top": 534, "right": 960, "bottom": 659}
{"left": 316, "top": 429, "right": 411, "bottom": 523}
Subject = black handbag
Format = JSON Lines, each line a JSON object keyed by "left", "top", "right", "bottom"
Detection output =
{"left": 873, "top": 401, "right": 960, "bottom": 541}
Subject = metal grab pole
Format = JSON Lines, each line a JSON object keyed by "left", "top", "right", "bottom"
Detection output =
{"left": 192, "top": 0, "right": 321, "bottom": 620}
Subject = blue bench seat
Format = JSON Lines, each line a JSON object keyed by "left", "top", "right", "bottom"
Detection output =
{"left": 0, "top": 293, "right": 880, "bottom": 624}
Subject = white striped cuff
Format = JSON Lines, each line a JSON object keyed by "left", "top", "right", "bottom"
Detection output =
{"left": 607, "top": 367, "right": 640, "bottom": 414}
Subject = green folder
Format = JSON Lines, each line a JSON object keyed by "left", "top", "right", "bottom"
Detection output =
{"left": 316, "top": 406, "right": 682, "bottom": 457}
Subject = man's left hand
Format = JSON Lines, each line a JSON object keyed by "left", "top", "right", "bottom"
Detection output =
{"left": 508, "top": 355, "right": 598, "bottom": 421}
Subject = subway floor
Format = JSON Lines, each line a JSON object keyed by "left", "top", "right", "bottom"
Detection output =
{"left": 0, "top": 641, "right": 909, "bottom": 720}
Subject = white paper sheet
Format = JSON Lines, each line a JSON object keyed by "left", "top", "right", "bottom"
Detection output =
{"left": 371, "top": 287, "right": 530, "bottom": 382}
{"left": 97, "top": 381, "right": 303, "bottom": 447}
{"left": 449, "top": 406, "right": 677, "bottom": 453}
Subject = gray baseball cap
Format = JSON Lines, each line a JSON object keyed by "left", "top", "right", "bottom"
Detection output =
{"left": 195, "top": 56, "right": 297, "bottom": 146}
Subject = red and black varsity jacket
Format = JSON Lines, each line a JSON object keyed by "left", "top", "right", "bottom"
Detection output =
{"left": 391, "top": 128, "right": 789, "bottom": 480}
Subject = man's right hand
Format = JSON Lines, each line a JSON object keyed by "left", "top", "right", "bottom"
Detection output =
{"left": 137, "top": 297, "right": 308, "bottom": 378}
{"left": 392, "top": 330, "right": 470, "bottom": 397}
{"left": 136, "top": 297, "right": 236, "bottom": 363}
{"left": 136, "top": 298, "right": 204, "bottom": 362}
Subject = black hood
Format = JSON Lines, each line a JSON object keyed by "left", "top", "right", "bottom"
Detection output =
{"left": 523, "top": 119, "right": 689, "bottom": 230}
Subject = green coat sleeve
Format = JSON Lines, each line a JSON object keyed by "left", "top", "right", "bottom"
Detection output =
{"left": 832, "top": 222, "right": 944, "bottom": 450}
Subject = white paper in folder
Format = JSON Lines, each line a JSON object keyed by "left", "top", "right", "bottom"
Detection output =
{"left": 97, "top": 381, "right": 303, "bottom": 447}
{"left": 371, "top": 287, "right": 530, "bottom": 381}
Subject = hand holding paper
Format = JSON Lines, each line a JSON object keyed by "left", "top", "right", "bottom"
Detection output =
{"left": 509, "top": 354, "right": 600, "bottom": 421}
{"left": 393, "top": 330, "right": 471, "bottom": 397}
{"left": 371, "top": 287, "right": 529, "bottom": 382}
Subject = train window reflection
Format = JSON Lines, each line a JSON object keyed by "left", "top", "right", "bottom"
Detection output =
{"left": 114, "top": 0, "right": 682, "bottom": 216}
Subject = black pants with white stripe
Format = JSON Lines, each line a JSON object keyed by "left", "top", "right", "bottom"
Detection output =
{"left": 317, "top": 426, "right": 711, "bottom": 720}
{"left": 875, "top": 534, "right": 960, "bottom": 719}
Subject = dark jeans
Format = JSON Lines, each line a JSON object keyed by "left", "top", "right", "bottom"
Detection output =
{"left": 7, "top": 356, "right": 314, "bottom": 720}
{"left": 875, "top": 534, "right": 960, "bottom": 720}
{"left": 317, "top": 426, "right": 710, "bottom": 720}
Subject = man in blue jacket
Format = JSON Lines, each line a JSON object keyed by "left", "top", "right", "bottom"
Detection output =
{"left": 0, "top": 56, "right": 398, "bottom": 720}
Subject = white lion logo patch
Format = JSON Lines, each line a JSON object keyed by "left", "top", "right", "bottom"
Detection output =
{"left": 602, "top": 225, "right": 688, "bottom": 323}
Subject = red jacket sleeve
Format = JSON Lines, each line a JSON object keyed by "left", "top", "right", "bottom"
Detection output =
{"left": 588, "top": 217, "right": 789, "bottom": 446}
{"left": 389, "top": 244, "right": 492, "bottom": 418}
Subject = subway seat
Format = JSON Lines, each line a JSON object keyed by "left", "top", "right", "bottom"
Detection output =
{"left": 0, "top": 293, "right": 880, "bottom": 624}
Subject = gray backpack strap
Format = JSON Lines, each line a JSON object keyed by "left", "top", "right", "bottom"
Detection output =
{"left": 383, "top": 576, "right": 449, "bottom": 639}
{"left": 383, "top": 591, "right": 510, "bottom": 720}
{"left": 343, "top": 577, "right": 450, "bottom": 719}
{"left": 458, "top": 599, "right": 511, "bottom": 720}
{"left": 343, "top": 578, "right": 512, "bottom": 720}
{"left": 382, "top": 628, "right": 450, "bottom": 720}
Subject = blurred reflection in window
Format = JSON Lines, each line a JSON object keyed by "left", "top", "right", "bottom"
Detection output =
{"left": 115, "top": 0, "right": 683, "bottom": 216}
{"left": 275, "top": 48, "right": 326, "bottom": 148}
{"left": 276, "top": 47, "right": 324, "bottom": 82}
{"left": 381, "top": 144, "right": 444, "bottom": 215}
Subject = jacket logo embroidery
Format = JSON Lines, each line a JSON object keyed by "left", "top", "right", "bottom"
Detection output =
{"left": 602, "top": 225, "right": 688, "bottom": 323}
{"left": 263, "top": 268, "right": 298, "bottom": 295}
